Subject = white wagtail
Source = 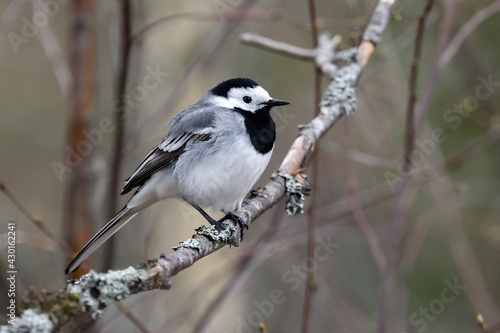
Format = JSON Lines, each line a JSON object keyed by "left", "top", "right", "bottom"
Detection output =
{"left": 65, "top": 78, "right": 289, "bottom": 273}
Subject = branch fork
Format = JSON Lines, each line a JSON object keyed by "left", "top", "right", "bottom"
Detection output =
{"left": 240, "top": 31, "right": 344, "bottom": 77}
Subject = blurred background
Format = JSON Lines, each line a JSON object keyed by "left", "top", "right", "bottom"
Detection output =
{"left": 1, "top": 0, "right": 499, "bottom": 332}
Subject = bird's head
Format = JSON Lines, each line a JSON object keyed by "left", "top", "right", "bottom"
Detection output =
{"left": 208, "top": 78, "right": 289, "bottom": 113}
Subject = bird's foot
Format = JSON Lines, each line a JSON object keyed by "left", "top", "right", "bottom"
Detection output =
{"left": 217, "top": 212, "right": 248, "bottom": 241}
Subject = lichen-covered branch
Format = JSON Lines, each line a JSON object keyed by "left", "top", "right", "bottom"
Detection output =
{"left": 1, "top": 1, "right": 394, "bottom": 331}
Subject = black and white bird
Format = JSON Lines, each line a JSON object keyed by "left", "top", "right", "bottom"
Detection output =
{"left": 65, "top": 78, "right": 289, "bottom": 273}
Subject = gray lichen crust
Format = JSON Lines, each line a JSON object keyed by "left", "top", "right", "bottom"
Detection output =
{"left": 195, "top": 224, "right": 236, "bottom": 244}
{"left": 66, "top": 267, "right": 148, "bottom": 312}
{"left": 173, "top": 238, "right": 203, "bottom": 252}
{"left": 320, "top": 63, "right": 359, "bottom": 118}
{"left": 278, "top": 171, "right": 312, "bottom": 216}
{"left": 0, "top": 309, "right": 53, "bottom": 333}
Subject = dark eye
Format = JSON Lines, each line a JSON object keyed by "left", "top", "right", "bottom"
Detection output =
{"left": 243, "top": 96, "right": 252, "bottom": 103}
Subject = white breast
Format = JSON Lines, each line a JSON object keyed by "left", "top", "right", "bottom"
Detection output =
{"left": 173, "top": 134, "right": 273, "bottom": 213}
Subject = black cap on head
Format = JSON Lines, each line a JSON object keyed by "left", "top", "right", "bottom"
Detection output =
{"left": 210, "top": 78, "right": 259, "bottom": 97}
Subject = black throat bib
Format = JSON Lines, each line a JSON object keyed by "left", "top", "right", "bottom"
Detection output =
{"left": 235, "top": 107, "right": 276, "bottom": 154}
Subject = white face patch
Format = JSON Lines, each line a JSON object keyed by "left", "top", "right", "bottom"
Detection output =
{"left": 210, "top": 86, "right": 273, "bottom": 113}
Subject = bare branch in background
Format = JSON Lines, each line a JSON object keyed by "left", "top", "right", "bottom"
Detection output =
{"left": 34, "top": 1, "right": 71, "bottom": 99}
{"left": 403, "top": 0, "right": 435, "bottom": 169}
{"left": 429, "top": 172, "right": 499, "bottom": 320}
{"left": 440, "top": 0, "right": 500, "bottom": 71}
{"left": 468, "top": 318, "right": 500, "bottom": 333}
{"left": 414, "top": 0, "right": 460, "bottom": 128}
{"left": 192, "top": 207, "right": 287, "bottom": 333}
{"left": 302, "top": 0, "right": 321, "bottom": 331}
{"left": 0, "top": 180, "right": 71, "bottom": 257}
{"left": 240, "top": 33, "right": 316, "bottom": 60}
{"left": 114, "top": 302, "right": 152, "bottom": 333}
{"left": 103, "top": 0, "right": 132, "bottom": 273}
{"left": 344, "top": 119, "right": 387, "bottom": 271}
{"left": 62, "top": 0, "right": 97, "bottom": 278}
{"left": 378, "top": 1, "right": 435, "bottom": 331}
{"left": 132, "top": 10, "right": 358, "bottom": 42}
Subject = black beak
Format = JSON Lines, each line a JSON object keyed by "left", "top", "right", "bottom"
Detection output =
{"left": 264, "top": 99, "right": 290, "bottom": 107}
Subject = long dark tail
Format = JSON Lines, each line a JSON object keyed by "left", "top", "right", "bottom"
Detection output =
{"left": 65, "top": 206, "right": 138, "bottom": 274}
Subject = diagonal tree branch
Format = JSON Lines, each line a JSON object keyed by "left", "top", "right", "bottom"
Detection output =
{"left": 1, "top": 1, "right": 394, "bottom": 331}
{"left": 440, "top": 0, "right": 500, "bottom": 71}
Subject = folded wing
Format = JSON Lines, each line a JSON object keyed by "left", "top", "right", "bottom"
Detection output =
{"left": 121, "top": 105, "right": 216, "bottom": 195}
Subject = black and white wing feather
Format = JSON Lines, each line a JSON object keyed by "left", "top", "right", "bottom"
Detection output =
{"left": 121, "top": 103, "right": 216, "bottom": 194}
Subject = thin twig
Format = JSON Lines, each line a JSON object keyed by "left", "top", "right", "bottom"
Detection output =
{"left": 276, "top": 123, "right": 500, "bottom": 248}
{"left": 429, "top": 174, "right": 499, "bottom": 320}
{"left": 400, "top": 214, "right": 434, "bottom": 275}
{"left": 301, "top": 0, "right": 320, "bottom": 332}
{"left": 399, "top": 0, "right": 500, "bottom": 319}
{"left": 418, "top": 120, "right": 500, "bottom": 320}
{"left": 414, "top": 0, "right": 460, "bottom": 129}
{"left": 0, "top": 180, "right": 72, "bottom": 257}
{"left": 344, "top": 118, "right": 387, "bottom": 271}
{"left": 193, "top": 207, "right": 286, "bottom": 333}
{"left": 440, "top": 0, "right": 500, "bottom": 69}
{"left": 115, "top": 302, "right": 152, "bottom": 333}
{"left": 322, "top": 140, "right": 399, "bottom": 169}
{"left": 377, "top": 1, "right": 435, "bottom": 331}
{"left": 34, "top": 0, "right": 71, "bottom": 99}
{"left": 439, "top": 125, "right": 500, "bottom": 171}
{"left": 403, "top": 0, "right": 435, "bottom": 168}
{"left": 361, "top": 10, "right": 439, "bottom": 83}
{"left": 159, "top": 262, "right": 227, "bottom": 331}
{"left": 241, "top": 33, "right": 316, "bottom": 60}
{"left": 467, "top": 317, "right": 500, "bottom": 333}
{"left": 103, "top": 0, "right": 132, "bottom": 271}
{"left": 132, "top": 10, "right": 358, "bottom": 43}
